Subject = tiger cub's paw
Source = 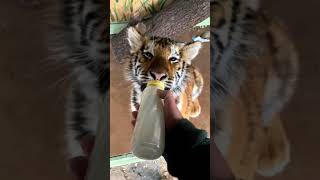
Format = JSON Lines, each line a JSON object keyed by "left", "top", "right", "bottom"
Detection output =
{"left": 190, "top": 98, "right": 201, "bottom": 118}
{"left": 256, "top": 122, "right": 290, "bottom": 177}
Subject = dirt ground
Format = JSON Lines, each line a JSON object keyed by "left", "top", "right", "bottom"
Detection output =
{"left": 0, "top": 0, "right": 320, "bottom": 180}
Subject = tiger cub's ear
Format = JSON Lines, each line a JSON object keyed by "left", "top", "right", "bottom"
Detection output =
{"left": 127, "top": 25, "right": 144, "bottom": 53}
{"left": 135, "top": 23, "right": 147, "bottom": 35}
{"left": 181, "top": 42, "right": 202, "bottom": 63}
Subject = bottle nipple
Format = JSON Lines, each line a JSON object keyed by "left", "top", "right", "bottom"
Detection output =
{"left": 146, "top": 80, "right": 165, "bottom": 90}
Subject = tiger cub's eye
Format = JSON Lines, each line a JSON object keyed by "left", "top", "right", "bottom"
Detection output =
{"left": 143, "top": 52, "right": 153, "bottom": 59}
{"left": 169, "top": 57, "right": 179, "bottom": 63}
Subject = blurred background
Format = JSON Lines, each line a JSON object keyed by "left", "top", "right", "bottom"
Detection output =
{"left": 0, "top": 0, "right": 319, "bottom": 179}
{"left": 0, "top": 1, "right": 72, "bottom": 180}
{"left": 256, "top": 1, "right": 320, "bottom": 180}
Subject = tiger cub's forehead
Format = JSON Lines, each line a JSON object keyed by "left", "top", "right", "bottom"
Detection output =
{"left": 144, "top": 37, "right": 183, "bottom": 58}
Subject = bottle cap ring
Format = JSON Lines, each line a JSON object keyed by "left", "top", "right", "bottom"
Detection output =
{"left": 147, "top": 80, "right": 165, "bottom": 90}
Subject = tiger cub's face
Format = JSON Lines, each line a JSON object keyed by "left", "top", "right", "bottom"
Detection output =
{"left": 126, "top": 26, "right": 202, "bottom": 92}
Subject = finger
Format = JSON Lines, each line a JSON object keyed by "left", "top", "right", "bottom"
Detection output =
{"left": 157, "top": 89, "right": 178, "bottom": 101}
{"left": 157, "top": 90, "right": 178, "bottom": 105}
{"left": 157, "top": 90, "right": 183, "bottom": 130}
{"left": 157, "top": 89, "right": 169, "bottom": 99}
{"left": 163, "top": 95, "right": 181, "bottom": 117}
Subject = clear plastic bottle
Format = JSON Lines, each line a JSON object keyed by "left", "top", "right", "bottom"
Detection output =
{"left": 131, "top": 80, "right": 165, "bottom": 160}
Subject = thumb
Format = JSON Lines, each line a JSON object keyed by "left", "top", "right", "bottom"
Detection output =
{"left": 157, "top": 89, "right": 183, "bottom": 130}
{"left": 156, "top": 89, "right": 178, "bottom": 109}
{"left": 157, "top": 89, "right": 177, "bottom": 101}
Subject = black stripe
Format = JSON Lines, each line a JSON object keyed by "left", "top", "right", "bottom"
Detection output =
{"left": 134, "top": 55, "right": 138, "bottom": 64}
{"left": 176, "top": 72, "right": 181, "bottom": 79}
{"left": 227, "top": 0, "right": 241, "bottom": 43}
{"left": 78, "top": 0, "right": 85, "bottom": 14}
{"left": 84, "top": 11, "right": 100, "bottom": 32}
{"left": 71, "top": 87, "right": 90, "bottom": 140}
{"left": 89, "top": 18, "right": 104, "bottom": 40}
{"left": 231, "top": 0, "right": 240, "bottom": 24}
{"left": 243, "top": 8, "right": 255, "bottom": 20}
{"left": 213, "top": 33, "right": 224, "bottom": 53}
{"left": 132, "top": 89, "right": 138, "bottom": 105}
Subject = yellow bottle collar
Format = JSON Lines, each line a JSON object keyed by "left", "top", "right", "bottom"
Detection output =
{"left": 147, "top": 80, "right": 165, "bottom": 90}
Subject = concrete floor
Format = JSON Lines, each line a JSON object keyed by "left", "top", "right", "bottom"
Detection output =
{"left": 110, "top": 157, "right": 177, "bottom": 180}
{"left": 0, "top": 0, "right": 320, "bottom": 180}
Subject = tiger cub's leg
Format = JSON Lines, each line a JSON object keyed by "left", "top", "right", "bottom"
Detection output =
{"left": 190, "top": 68, "right": 204, "bottom": 118}
{"left": 218, "top": 98, "right": 254, "bottom": 180}
{"left": 225, "top": 98, "right": 261, "bottom": 180}
{"left": 232, "top": 103, "right": 262, "bottom": 180}
{"left": 257, "top": 113, "right": 290, "bottom": 177}
{"left": 190, "top": 98, "right": 201, "bottom": 118}
{"left": 65, "top": 81, "right": 99, "bottom": 158}
{"left": 235, "top": 65, "right": 265, "bottom": 180}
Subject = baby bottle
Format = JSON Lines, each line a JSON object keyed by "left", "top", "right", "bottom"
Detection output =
{"left": 131, "top": 80, "right": 165, "bottom": 160}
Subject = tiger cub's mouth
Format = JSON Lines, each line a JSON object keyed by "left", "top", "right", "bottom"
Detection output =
{"left": 140, "top": 82, "right": 171, "bottom": 92}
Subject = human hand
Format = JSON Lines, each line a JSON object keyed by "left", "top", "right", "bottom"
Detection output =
{"left": 131, "top": 90, "right": 183, "bottom": 132}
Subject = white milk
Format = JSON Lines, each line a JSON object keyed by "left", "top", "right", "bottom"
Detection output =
{"left": 131, "top": 80, "right": 165, "bottom": 160}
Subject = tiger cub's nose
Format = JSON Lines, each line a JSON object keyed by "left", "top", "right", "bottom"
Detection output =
{"left": 150, "top": 71, "right": 167, "bottom": 81}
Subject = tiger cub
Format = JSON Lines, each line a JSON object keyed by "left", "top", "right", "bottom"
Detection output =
{"left": 125, "top": 24, "right": 204, "bottom": 119}
{"left": 211, "top": 0, "right": 298, "bottom": 179}
{"left": 56, "top": 0, "right": 108, "bottom": 160}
